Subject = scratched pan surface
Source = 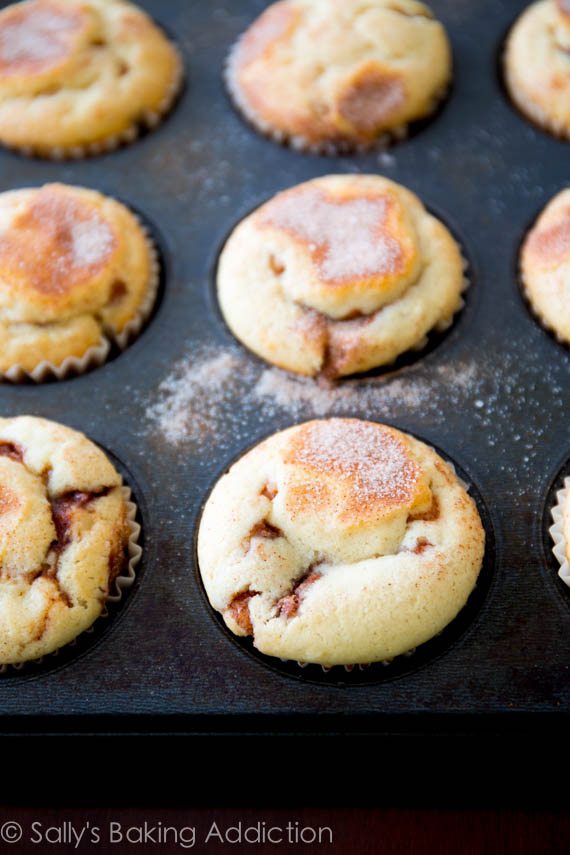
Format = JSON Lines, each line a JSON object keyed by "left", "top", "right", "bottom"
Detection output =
{"left": 0, "top": 0, "right": 568, "bottom": 735}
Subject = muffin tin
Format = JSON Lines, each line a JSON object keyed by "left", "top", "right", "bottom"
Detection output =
{"left": 0, "top": 0, "right": 569, "bottom": 733}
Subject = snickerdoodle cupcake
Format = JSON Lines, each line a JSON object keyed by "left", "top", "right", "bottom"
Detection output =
{"left": 505, "top": 0, "right": 570, "bottom": 139}
{"left": 198, "top": 418, "right": 485, "bottom": 667}
{"left": 218, "top": 174, "right": 465, "bottom": 378}
{"left": 0, "top": 416, "right": 141, "bottom": 666}
{"left": 0, "top": 0, "right": 182, "bottom": 158}
{"left": 226, "top": 0, "right": 452, "bottom": 153}
{"left": 520, "top": 188, "right": 570, "bottom": 343}
{"left": 0, "top": 182, "right": 158, "bottom": 381}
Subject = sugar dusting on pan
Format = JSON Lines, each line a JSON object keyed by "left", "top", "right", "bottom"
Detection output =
{"left": 143, "top": 340, "right": 567, "bottom": 492}
{"left": 146, "top": 344, "right": 470, "bottom": 445}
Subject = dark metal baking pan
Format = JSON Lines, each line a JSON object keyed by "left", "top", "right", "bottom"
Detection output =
{"left": 0, "top": 0, "right": 568, "bottom": 736}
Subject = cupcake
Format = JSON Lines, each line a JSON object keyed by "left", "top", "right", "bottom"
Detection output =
{"left": 0, "top": 416, "right": 139, "bottom": 666}
{"left": 0, "top": 0, "right": 182, "bottom": 158}
{"left": 226, "top": 0, "right": 452, "bottom": 153}
{"left": 520, "top": 188, "right": 570, "bottom": 344}
{"left": 218, "top": 174, "right": 466, "bottom": 378}
{"left": 0, "top": 182, "right": 158, "bottom": 381}
{"left": 504, "top": 0, "right": 570, "bottom": 139}
{"left": 198, "top": 418, "right": 485, "bottom": 668}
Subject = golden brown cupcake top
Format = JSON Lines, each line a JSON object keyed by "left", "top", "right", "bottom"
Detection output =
{"left": 0, "top": 184, "right": 118, "bottom": 318}
{"left": 227, "top": 0, "right": 451, "bottom": 151}
{"left": 257, "top": 179, "right": 421, "bottom": 319}
{"left": 504, "top": 0, "right": 570, "bottom": 138}
{"left": 0, "top": 0, "right": 90, "bottom": 78}
{"left": 0, "top": 0, "right": 181, "bottom": 156}
{"left": 523, "top": 197, "right": 570, "bottom": 269}
{"left": 281, "top": 420, "right": 432, "bottom": 530}
{"left": 218, "top": 174, "right": 464, "bottom": 377}
{"left": 520, "top": 189, "right": 570, "bottom": 345}
{"left": 0, "top": 182, "right": 156, "bottom": 376}
{"left": 0, "top": 183, "right": 140, "bottom": 325}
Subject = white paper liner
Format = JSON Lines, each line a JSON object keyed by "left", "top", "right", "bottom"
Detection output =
{"left": 0, "top": 485, "right": 142, "bottom": 674}
{"left": 0, "top": 213, "right": 160, "bottom": 383}
{"left": 5, "top": 46, "right": 184, "bottom": 161}
{"left": 225, "top": 36, "right": 449, "bottom": 155}
{"left": 549, "top": 476, "right": 570, "bottom": 587}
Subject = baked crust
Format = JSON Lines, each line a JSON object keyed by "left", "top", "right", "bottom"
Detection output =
{"left": 218, "top": 174, "right": 465, "bottom": 377}
{"left": 0, "top": 416, "right": 129, "bottom": 664}
{"left": 0, "top": 182, "right": 155, "bottom": 373}
{"left": 521, "top": 188, "right": 570, "bottom": 344}
{"left": 0, "top": 0, "right": 182, "bottom": 155}
{"left": 198, "top": 418, "right": 485, "bottom": 667}
{"left": 226, "top": 0, "right": 451, "bottom": 151}
{"left": 505, "top": 0, "right": 570, "bottom": 138}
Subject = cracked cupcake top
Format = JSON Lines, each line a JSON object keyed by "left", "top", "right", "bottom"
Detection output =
{"left": 226, "top": 0, "right": 451, "bottom": 151}
{"left": 0, "top": 183, "right": 156, "bottom": 375}
{"left": 0, "top": 416, "right": 130, "bottom": 665}
{"left": 198, "top": 418, "right": 485, "bottom": 667}
{"left": 505, "top": 0, "right": 570, "bottom": 139}
{"left": 218, "top": 174, "right": 465, "bottom": 377}
{"left": 0, "top": 0, "right": 182, "bottom": 156}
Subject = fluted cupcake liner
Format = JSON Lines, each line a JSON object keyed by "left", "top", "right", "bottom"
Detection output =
{"left": 549, "top": 477, "right": 570, "bottom": 587}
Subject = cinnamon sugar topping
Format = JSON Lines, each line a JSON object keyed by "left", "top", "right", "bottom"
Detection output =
{"left": 525, "top": 208, "right": 570, "bottom": 266}
{"left": 0, "top": 187, "right": 116, "bottom": 295}
{"left": 0, "top": 3, "right": 86, "bottom": 74}
{"left": 228, "top": 591, "right": 256, "bottom": 636}
{"left": 284, "top": 419, "right": 421, "bottom": 510}
{"left": 276, "top": 570, "right": 321, "bottom": 619}
{"left": 0, "top": 443, "right": 24, "bottom": 463}
{"left": 259, "top": 186, "right": 405, "bottom": 284}
{"left": 0, "top": 484, "right": 19, "bottom": 516}
{"left": 235, "top": 1, "right": 295, "bottom": 69}
{"left": 338, "top": 68, "right": 405, "bottom": 131}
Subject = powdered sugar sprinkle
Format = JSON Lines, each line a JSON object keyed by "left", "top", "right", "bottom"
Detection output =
{"left": 144, "top": 344, "right": 476, "bottom": 447}
{"left": 0, "top": 8, "right": 82, "bottom": 68}
{"left": 141, "top": 339, "right": 566, "bottom": 498}
{"left": 287, "top": 419, "right": 420, "bottom": 505}
{"left": 71, "top": 215, "right": 115, "bottom": 268}
{"left": 260, "top": 186, "right": 403, "bottom": 282}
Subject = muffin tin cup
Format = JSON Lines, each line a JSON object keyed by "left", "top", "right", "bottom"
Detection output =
{"left": 0, "top": 214, "right": 161, "bottom": 384}
{"left": 0, "top": 485, "right": 142, "bottom": 675}
{"left": 195, "top": 433, "right": 495, "bottom": 688}
{"left": 0, "top": 0, "right": 567, "bottom": 736}
{"left": 214, "top": 199, "right": 471, "bottom": 378}
{"left": 549, "top": 476, "right": 570, "bottom": 587}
